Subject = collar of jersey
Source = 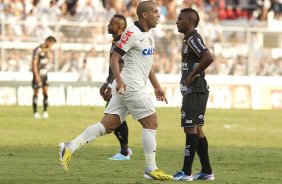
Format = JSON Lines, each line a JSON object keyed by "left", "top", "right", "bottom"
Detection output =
{"left": 134, "top": 21, "right": 145, "bottom": 32}
{"left": 182, "top": 30, "right": 197, "bottom": 43}
{"left": 114, "top": 34, "right": 122, "bottom": 42}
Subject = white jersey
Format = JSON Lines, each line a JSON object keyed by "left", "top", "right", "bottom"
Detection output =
{"left": 115, "top": 22, "right": 155, "bottom": 92}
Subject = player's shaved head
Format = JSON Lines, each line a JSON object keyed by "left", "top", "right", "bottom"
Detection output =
{"left": 136, "top": 1, "right": 156, "bottom": 18}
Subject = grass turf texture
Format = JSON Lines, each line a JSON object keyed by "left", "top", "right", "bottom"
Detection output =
{"left": 0, "top": 106, "right": 281, "bottom": 184}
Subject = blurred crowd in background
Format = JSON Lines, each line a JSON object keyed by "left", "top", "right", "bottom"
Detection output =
{"left": 0, "top": 0, "right": 282, "bottom": 80}
{"left": 1, "top": 0, "right": 282, "bottom": 22}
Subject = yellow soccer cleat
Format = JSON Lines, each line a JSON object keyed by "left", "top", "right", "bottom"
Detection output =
{"left": 58, "top": 142, "right": 72, "bottom": 170}
{"left": 144, "top": 168, "right": 173, "bottom": 181}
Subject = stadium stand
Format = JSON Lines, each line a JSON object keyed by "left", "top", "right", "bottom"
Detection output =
{"left": 0, "top": 0, "right": 281, "bottom": 78}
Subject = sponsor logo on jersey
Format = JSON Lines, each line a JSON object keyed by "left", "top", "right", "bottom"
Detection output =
{"left": 117, "top": 31, "right": 134, "bottom": 48}
{"left": 142, "top": 48, "right": 154, "bottom": 55}
{"left": 40, "top": 58, "right": 48, "bottom": 65}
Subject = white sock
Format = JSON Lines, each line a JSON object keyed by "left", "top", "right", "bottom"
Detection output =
{"left": 142, "top": 128, "right": 157, "bottom": 172}
{"left": 69, "top": 122, "right": 106, "bottom": 153}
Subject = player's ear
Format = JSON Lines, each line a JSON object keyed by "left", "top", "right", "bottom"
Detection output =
{"left": 142, "top": 12, "right": 148, "bottom": 19}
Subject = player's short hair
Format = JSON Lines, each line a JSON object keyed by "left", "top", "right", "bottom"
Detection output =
{"left": 46, "top": 36, "right": 57, "bottom": 43}
{"left": 113, "top": 14, "right": 127, "bottom": 31}
{"left": 180, "top": 8, "right": 200, "bottom": 28}
{"left": 136, "top": 1, "right": 155, "bottom": 18}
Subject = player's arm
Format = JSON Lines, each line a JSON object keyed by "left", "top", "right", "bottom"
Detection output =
{"left": 186, "top": 36, "right": 214, "bottom": 86}
{"left": 110, "top": 51, "right": 125, "bottom": 93}
{"left": 31, "top": 49, "right": 41, "bottom": 84}
{"left": 100, "top": 66, "right": 115, "bottom": 101}
{"left": 100, "top": 66, "right": 113, "bottom": 97}
{"left": 112, "top": 29, "right": 135, "bottom": 94}
{"left": 149, "top": 66, "right": 167, "bottom": 103}
{"left": 190, "top": 50, "right": 214, "bottom": 78}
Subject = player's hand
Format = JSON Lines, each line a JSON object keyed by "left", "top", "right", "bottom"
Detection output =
{"left": 116, "top": 80, "right": 126, "bottom": 95}
{"left": 154, "top": 87, "right": 168, "bottom": 104}
{"left": 100, "top": 83, "right": 108, "bottom": 96}
{"left": 36, "top": 78, "right": 42, "bottom": 88}
{"left": 185, "top": 75, "right": 195, "bottom": 87}
{"left": 103, "top": 88, "right": 112, "bottom": 101}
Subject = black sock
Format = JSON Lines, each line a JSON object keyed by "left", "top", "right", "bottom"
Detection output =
{"left": 114, "top": 121, "right": 129, "bottom": 156}
{"left": 197, "top": 137, "right": 212, "bottom": 174}
{"left": 182, "top": 133, "right": 198, "bottom": 176}
{"left": 33, "top": 95, "right": 38, "bottom": 113}
{"left": 43, "top": 95, "right": 48, "bottom": 112}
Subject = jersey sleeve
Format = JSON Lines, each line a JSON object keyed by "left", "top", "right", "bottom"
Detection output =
{"left": 187, "top": 34, "right": 208, "bottom": 58}
{"left": 32, "top": 47, "right": 41, "bottom": 61}
{"left": 114, "top": 29, "right": 137, "bottom": 56}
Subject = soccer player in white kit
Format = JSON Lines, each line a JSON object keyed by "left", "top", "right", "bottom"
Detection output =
{"left": 58, "top": 1, "right": 172, "bottom": 180}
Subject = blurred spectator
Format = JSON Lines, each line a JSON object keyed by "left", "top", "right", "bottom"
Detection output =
{"left": 272, "top": 0, "right": 282, "bottom": 20}
{"left": 78, "top": 57, "right": 92, "bottom": 81}
{"left": 257, "top": 0, "right": 272, "bottom": 21}
{"left": 0, "top": 0, "right": 281, "bottom": 78}
{"left": 124, "top": 0, "right": 138, "bottom": 21}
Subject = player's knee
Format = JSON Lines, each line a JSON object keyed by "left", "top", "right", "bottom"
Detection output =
{"left": 101, "top": 121, "right": 121, "bottom": 134}
{"left": 151, "top": 121, "right": 158, "bottom": 129}
{"left": 141, "top": 121, "right": 158, "bottom": 130}
{"left": 197, "top": 126, "right": 205, "bottom": 137}
{"left": 105, "top": 127, "right": 115, "bottom": 134}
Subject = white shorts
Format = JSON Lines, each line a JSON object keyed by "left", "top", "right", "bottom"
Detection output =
{"left": 104, "top": 87, "right": 156, "bottom": 123}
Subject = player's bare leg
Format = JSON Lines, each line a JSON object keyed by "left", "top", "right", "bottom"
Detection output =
{"left": 58, "top": 114, "right": 121, "bottom": 170}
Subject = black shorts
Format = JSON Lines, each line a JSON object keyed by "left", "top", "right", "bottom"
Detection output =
{"left": 181, "top": 92, "right": 209, "bottom": 127}
{"left": 32, "top": 75, "right": 49, "bottom": 89}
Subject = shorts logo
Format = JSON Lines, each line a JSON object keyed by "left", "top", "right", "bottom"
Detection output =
{"left": 142, "top": 48, "right": 154, "bottom": 55}
{"left": 181, "top": 111, "right": 185, "bottom": 118}
{"left": 199, "top": 115, "right": 204, "bottom": 119}
{"left": 117, "top": 31, "right": 134, "bottom": 48}
{"left": 185, "top": 120, "right": 192, "bottom": 124}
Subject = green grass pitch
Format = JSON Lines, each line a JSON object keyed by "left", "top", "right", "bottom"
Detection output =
{"left": 0, "top": 106, "right": 281, "bottom": 184}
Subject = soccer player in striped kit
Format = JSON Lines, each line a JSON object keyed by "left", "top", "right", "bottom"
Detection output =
{"left": 31, "top": 36, "right": 56, "bottom": 119}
